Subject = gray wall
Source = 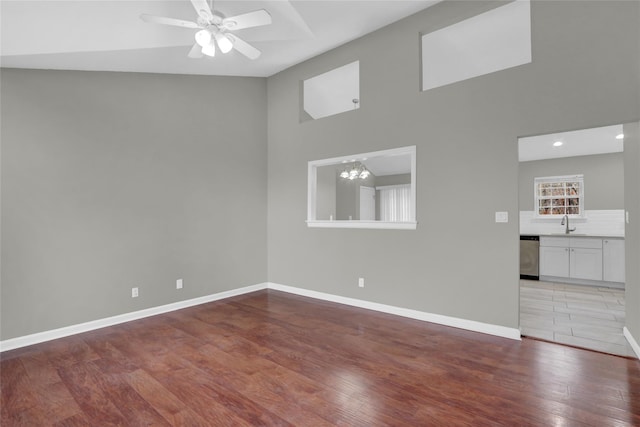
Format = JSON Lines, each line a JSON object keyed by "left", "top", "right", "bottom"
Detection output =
{"left": 375, "top": 174, "right": 411, "bottom": 187}
{"left": 336, "top": 170, "right": 375, "bottom": 220}
{"left": 267, "top": 1, "right": 639, "bottom": 328}
{"left": 624, "top": 122, "right": 640, "bottom": 344}
{"left": 518, "top": 152, "right": 624, "bottom": 211}
{"left": 2, "top": 1, "right": 639, "bottom": 345}
{"left": 1, "top": 69, "right": 268, "bottom": 340}
{"left": 316, "top": 165, "right": 337, "bottom": 220}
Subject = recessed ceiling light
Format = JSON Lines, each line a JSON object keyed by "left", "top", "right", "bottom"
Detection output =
{"left": 553, "top": 141, "right": 563, "bottom": 147}
{"left": 616, "top": 133, "right": 624, "bottom": 140}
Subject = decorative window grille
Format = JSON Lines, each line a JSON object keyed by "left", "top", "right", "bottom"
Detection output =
{"left": 534, "top": 175, "right": 584, "bottom": 217}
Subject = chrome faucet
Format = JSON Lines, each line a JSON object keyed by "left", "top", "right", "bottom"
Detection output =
{"left": 561, "top": 214, "right": 576, "bottom": 234}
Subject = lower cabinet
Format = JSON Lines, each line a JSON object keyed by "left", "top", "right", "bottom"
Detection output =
{"left": 540, "top": 246, "right": 569, "bottom": 278}
{"left": 603, "top": 239, "right": 625, "bottom": 283}
{"left": 539, "top": 236, "right": 623, "bottom": 284}
{"left": 570, "top": 248, "right": 603, "bottom": 281}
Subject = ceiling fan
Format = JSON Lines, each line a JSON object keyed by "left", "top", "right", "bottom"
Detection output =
{"left": 140, "top": 0, "right": 271, "bottom": 60}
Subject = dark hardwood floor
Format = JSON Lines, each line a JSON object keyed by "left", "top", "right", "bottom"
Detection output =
{"left": 2, "top": 289, "right": 640, "bottom": 426}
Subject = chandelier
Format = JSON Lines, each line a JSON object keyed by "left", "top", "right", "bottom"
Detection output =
{"left": 340, "top": 162, "right": 371, "bottom": 180}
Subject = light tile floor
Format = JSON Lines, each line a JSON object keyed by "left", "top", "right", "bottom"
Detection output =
{"left": 520, "top": 279, "right": 636, "bottom": 357}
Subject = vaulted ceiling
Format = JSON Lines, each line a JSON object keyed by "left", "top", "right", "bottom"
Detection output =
{"left": 1, "top": 1, "right": 440, "bottom": 77}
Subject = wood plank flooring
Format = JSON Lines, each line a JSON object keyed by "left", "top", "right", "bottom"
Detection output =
{"left": 2, "top": 289, "right": 640, "bottom": 426}
{"left": 520, "top": 280, "right": 635, "bottom": 357}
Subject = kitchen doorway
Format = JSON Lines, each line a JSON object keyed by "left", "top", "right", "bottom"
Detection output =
{"left": 517, "top": 124, "right": 633, "bottom": 357}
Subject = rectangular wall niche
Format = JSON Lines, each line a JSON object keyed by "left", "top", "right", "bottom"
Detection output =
{"left": 303, "top": 60, "right": 360, "bottom": 121}
{"left": 421, "top": 0, "right": 531, "bottom": 91}
{"left": 307, "top": 146, "right": 417, "bottom": 230}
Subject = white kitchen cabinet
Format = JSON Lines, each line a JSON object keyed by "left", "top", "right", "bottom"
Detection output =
{"left": 540, "top": 236, "right": 570, "bottom": 248}
{"left": 570, "top": 248, "right": 603, "bottom": 281}
{"left": 539, "top": 236, "right": 603, "bottom": 283}
{"left": 603, "top": 239, "right": 625, "bottom": 283}
{"left": 540, "top": 246, "right": 569, "bottom": 278}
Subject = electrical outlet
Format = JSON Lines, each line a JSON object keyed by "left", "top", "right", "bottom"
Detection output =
{"left": 176, "top": 279, "right": 183, "bottom": 289}
{"left": 132, "top": 287, "right": 139, "bottom": 298}
{"left": 358, "top": 277, "right": 365, "bottom": 288}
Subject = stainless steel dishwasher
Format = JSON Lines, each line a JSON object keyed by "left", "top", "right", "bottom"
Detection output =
{"left": 520, "top": 235, "right": 539, "bottom": 280}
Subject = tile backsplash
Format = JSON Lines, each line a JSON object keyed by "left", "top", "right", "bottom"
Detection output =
{"left": 520, "top": 209, "right": 625, "bottom": 237}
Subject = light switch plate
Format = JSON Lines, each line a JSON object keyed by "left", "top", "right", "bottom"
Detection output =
{"left": 495, "top": 212, "right": 509, "bottom": 223}
{"left": 626, "top": 211, "right": 630, "bottom": 224}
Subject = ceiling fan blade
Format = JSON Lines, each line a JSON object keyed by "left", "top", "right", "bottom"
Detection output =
{"left": 140, "top": 14, "right": 200, "bottom": 29}
{"left": 188, "top": 43, "right": 204, "bottom": 59}
{"left": 190, "top": 0, "right": 214, "bottom": 21}
{"left": 222, "top": 9, "right": 272, "bottom": 30}
{"left": 227, "top": 34, "right": 261, "bottom": 60}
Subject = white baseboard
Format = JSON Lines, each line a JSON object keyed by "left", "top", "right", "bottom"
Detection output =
{"left": 0, "top": 283, "right": 268, "bottom": 352}
{"left": 267, "top": 282, "right": 522, "bottom": 341}
{"left": 623, "top": 327, "right": 640, "bottom": 359}
{"left": 1, "top": 281, "right": 524, "bottom": 352}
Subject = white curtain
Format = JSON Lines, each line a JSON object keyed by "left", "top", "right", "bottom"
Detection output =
{"left": 378, "top": 184, "right": 411, "bottom": 222}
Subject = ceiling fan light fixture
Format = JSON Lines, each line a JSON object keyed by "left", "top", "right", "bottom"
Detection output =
{"left": 140, "top": 4, "right": 268, "bottom": 61}
{"left": 215, "top": 32, "right": 234, "bottom": 54}
{"left": 202, "top": 40, "right": 216, "bottom": 57}
{"left": 195, "top": 29, "right": 212, "bottom": 47}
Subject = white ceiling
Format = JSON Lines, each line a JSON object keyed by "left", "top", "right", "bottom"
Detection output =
{"left": 518, "top": 124, "right": 625, "bottom": 162}
{"left": 0, "top": 0, "right": 440, "bottom": 77}
{"left": 363, "top": 153, "right": 410, "bottom": 176}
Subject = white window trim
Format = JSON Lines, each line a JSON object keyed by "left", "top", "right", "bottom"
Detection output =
{"left": 306, "top": 220, "right": 417, "bottom": 230}
{"left": 307, "top": 146, "right": 417, "bottom": 230}
{"left": 534, "top": 174, "right": 585, "bottom": 219}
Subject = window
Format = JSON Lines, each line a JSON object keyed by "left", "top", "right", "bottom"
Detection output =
{"left": 303, "top": 61, "right": 360, "bottom": 121}
{"left": 421, "top": 0, "right": 531, "bottom": 91}
{"left": 378, "top": 185, "right": 411, "bottom": 222}
{"left": 534, "top": 175, "right": 584, "bottom": 217}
